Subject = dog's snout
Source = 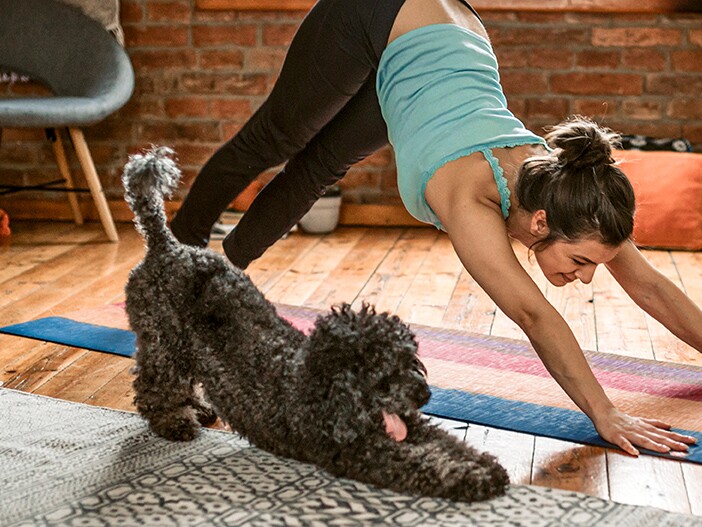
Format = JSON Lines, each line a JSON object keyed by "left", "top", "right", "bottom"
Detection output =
{"left": 414, "top": 357, "right": 427, "bottom": 378}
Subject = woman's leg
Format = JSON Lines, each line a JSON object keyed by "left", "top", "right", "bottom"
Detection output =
{"left": 223, "top": 77, "right": 388, "bottom": 269}
{"left": 171, "top": 0, "right": 405, "bottom": 247}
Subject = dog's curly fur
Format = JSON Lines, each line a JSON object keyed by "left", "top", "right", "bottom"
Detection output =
{"left": 123, "top": 147, "right": 509, "bottom": 503}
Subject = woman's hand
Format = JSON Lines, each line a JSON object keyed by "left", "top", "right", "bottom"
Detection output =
{"left": 593, "top": 407, "right": 697, "bottom": 456}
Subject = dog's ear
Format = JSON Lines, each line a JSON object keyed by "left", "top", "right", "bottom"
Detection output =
{"left": 326, "top": 373, "right": 370, "bottom": 444}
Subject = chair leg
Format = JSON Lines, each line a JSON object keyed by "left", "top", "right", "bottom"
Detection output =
{"left": 49, "top": 128, "right": 84, "bottom": 226}
{"left": 68, "top": 127, "right": 119, "bottom": 242}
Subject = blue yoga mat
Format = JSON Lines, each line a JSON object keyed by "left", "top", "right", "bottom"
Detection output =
{"left": 0, "top": 317, "right": 136, "bottom": 357}
{"left": 2, "top": 316, "right": 700, "bottom": 463}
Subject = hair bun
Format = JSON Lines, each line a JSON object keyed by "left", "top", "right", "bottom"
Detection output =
{"left": 546, "top": 116, "right": 619, "bottom": 169}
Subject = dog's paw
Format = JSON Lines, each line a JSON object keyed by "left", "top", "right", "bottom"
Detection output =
{"left": 193, "top": 403, "right": 219, "bottom": 427}
{"left": 150, "top": 415, "right": 200, "bottom": 442}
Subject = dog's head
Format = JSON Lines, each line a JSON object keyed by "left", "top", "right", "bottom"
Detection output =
{"left": 302, "top": 303, "right": 430, "bottom": 444}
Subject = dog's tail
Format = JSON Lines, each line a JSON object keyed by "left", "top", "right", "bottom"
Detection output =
{"left": 122, "top": 146, "right": 181, "bottom": 248}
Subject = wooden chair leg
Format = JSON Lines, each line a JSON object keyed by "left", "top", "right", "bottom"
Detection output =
{"left": 49, "top": 128, "right": 84, "bottom": 226}
{"left": 68, "top": 127, "right": 119, "bottom": 242}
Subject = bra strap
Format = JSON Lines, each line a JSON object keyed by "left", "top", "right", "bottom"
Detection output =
{"left": 480, "top": 148, "right": 511, "bottom": 219}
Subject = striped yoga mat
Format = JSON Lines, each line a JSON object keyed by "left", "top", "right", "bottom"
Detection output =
{"left": 2, "top": 303, "right": 701, "bottom": 463}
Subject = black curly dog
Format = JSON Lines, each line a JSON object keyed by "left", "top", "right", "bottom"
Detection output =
{"left": 123, "top": 147, "right": 509, "bottom": 502}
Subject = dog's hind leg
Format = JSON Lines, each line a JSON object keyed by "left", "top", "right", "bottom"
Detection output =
{"left": 132, "top": 333, "right": 201, "bottom": 441}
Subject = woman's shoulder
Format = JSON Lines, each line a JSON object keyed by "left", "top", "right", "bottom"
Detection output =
{"left": 387, "top": 0, "right": 487, "bottom": 47}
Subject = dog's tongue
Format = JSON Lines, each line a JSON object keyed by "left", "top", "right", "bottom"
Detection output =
{"left": 382, "top": 411, "right": 407, "bottom": 442}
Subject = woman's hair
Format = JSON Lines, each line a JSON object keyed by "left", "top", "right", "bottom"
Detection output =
{"left": 515, "top": 116, "right": 635, "bottom": 251}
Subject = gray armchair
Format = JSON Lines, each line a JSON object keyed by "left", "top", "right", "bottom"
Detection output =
{"left": 0, "top": 0, "right": 135, "bottom": 241}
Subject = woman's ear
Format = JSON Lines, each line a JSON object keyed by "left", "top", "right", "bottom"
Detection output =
{"left": 530, "top": 209, "right": 549, "bottom": 237}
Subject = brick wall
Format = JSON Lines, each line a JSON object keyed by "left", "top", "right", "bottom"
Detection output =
{"left": 1, "top": 3, "right": 701, "bottom": 211}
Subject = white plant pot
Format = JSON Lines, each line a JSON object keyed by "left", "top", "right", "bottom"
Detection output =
{"left": 298, "top": 195, "right": 342, "bottom": 234}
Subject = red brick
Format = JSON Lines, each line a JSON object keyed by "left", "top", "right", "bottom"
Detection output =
{"left": 192, "top": 25, "right": 258, "bottom": 47}
{"left": 147, "top": 1, "right": 191, "bottom": 23}
{"left": 199, "top": 49, "right": 245, "bottom": 70}
{"left": 129, "top": 49, "right": 197, "bottom": 70}
{"left": 668, "top": 98, "right": 702, "bottom": 119}
{"left": 262, "top": 24, "right": 299, "bottom": 46}
{"left": 621, "top": 99, "right": 662, "bottom": 120}
{"left": 480, "top": 12, "right": 518, "bottom": 23}
{"left": 506, "top": 97, "right": 526, "bottom": 120}
{"left": 606, "top": 120, "right": 682, "bottom": 139}
{"left": 517, "top": 12, "right": 566, "bottom": 24}
{"left": 671, "top": 50, "right": 702, "bottom": 72}
{"left": 691, "top": 29, "right": 702, "bottom": 47}
{"left": 125, "top": 26, "right": 189, "bottom": 47}
{"left": 681, "top": 124, "right": 702, "bottom": 147}
{"left": 180, "top": 73, "right": 269, "bottom": 96}
{"left": 490, "top": 27, "right": 589, "bottom": 47}
{"left": 576, "top": 50, "right": 620, "bottom": 70}
{"left": 222, "top": 122, "right": 244, "bottom": 139}
{"left": 495, "top": 48, "right": 530, "bottom": 68}
{"left": 210, "top": 99, "right": 253, "bottom": 121}
{"left": 646, "top": 73, "right": 702, "bottom": 95}
{"left": 621, "top": 49, "right": 666, "bottom": 71}
{"left": 529, "top": 48, "right": 573, "bottom": 70}
{"left": 551, "top": 73, "right": 643, "bottom": 95}
{"left": 246, "top": 49, "right": 286, "bottom": 72}
{"left": 525, "top": 98, "right": 569, "bottom": 120}
{"left": 121, "top": 96, "right": 166, "bottom": 119}
{"left": 139, "top": 122, "right": 222, "bottom": 143}
{"left": 592, "top": 28, "right": 681, "bottom": 47}
{"left": 500, "top": 71, "right": 549, "bottom": 95}
{"left": 165, "top": 97, "right": 211, "bottom": 118}
{"left": 120, "top": 0, "right": 144, "bottom": 24}
{"left": 170, "top": 143, "right": 216, "bottom": 166}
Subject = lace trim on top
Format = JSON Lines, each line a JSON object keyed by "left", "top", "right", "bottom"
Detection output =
{"left": 480, "top": 148, "right": 510, "bottom": 219}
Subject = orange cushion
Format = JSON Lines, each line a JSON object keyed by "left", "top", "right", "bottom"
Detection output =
{"left": 613, "top": 150, "right": 702, "bottom": 250}
{"left": 0, "top": 209, "right": 10, "bottom": 238}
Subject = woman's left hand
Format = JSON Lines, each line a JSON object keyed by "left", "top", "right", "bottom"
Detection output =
{"left": 593, "top": 407, "right": 697, "bottom": 456}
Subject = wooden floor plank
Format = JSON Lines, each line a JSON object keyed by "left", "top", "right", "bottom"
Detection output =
{"left": 304, "top": 228, "right": 402, "bottom": 309}
{"left": 682, "top": 463, "right": 702, "bottom": 516}
{"left": 0, "top": 223, "right": 103, "bottom": 284}
{"left": 591, "top": 256, "right": 653, "bottom": 358}
{"left": 353, "top": 228, "right": 438, "bottom": 314}
{"left": 464, "top": 424, "right": 535, "bottom": 486}
{"left": 531, "top": 437, "right": 609, "bottom": 499}
{"left": 85, "top": 364, "right": 136, "bottom": 412}
{"left": 641, "top": 250, "right": 702, "bottom": 365}
{"left": 395, "top": 234, "right": 464, "bottom": 326}
{"left": 264, "top": 227, "right": 367, "bottom": 306}
{"left": 442, "top": 269, "right": 496, "bottom": 334}
{"left": 0, "top": 225, "right": 143, "bottom": 326}
{"left": 33, "top": 352, "right": 130, "bottom": 403}
{"left": 607, "top": 450, "right": 691, "bottom": 514}
{"left": 214, "top": 231, "right": 323, "bottom": 294}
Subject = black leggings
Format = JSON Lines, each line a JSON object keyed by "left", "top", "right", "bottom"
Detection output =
{"left": 171, "top": 0, "right": 482, "bottom": 269}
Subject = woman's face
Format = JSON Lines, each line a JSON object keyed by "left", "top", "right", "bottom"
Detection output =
{"left": 534, "top": 238, "right": 622, "bottom": 287}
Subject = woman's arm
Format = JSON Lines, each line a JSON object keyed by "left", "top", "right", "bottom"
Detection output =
{"left": 426, "top": 177, "right": 695, "bottom": 455}
{"left": 606, "top": 240, "right": 702, "bottom": 353}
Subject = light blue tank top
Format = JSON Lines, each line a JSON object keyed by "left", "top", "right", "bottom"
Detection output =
{"left": 376, "top": 24, "right": 547, "bottom": 229}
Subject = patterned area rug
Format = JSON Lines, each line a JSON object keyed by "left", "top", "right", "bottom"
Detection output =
{"left": 1, "top": 388, "right": 698, "bottom": 527}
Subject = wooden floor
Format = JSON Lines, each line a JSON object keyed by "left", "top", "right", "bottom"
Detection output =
{"left": 1, "top": 220, "right": 701, "bottom": 516}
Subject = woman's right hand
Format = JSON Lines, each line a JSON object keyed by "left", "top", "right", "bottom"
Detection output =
{"left": 593, "top": 406, "right": 697, "bottom": 456}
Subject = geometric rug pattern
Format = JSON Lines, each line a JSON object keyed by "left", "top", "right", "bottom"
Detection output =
{"left": 1, "top": 388, "right": 699, "bottom": 527}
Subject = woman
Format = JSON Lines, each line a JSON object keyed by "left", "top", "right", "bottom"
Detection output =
{"left": 171, "top": 0, "right": 702, "bottom": 454}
